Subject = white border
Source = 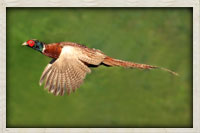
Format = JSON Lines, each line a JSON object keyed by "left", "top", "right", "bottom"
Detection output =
{"left": 0, "top": 0, "right": 199, "bottom": 133}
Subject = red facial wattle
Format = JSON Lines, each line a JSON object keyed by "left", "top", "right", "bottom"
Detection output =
{"left": 27, "top": 40, "right": 35, "bottom": 47}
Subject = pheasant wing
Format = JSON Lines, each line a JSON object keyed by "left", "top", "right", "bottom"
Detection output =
{"left": 39, "top": 46, "right": 91, "bottom": 96}
{"left": 60, "top": 42, "right": 106, "bottom": 65}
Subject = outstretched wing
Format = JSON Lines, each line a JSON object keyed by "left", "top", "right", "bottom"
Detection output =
{"left": 60, "top": 42, "right": 107, "bottom": 65}
{"left": 39, "top": 45, "right": 102, "bottom": 96}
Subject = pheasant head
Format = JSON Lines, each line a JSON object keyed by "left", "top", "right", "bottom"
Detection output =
{"left": 22, "top": 39, "right": 44, "bottom": 53}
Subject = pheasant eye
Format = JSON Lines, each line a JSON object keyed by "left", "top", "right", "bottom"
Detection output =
{"left": 27, "top": 40, "right": 35, "bottom": 47}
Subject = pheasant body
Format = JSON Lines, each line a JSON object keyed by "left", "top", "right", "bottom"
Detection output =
{"left": 22, "top": 39, "right": 178, "bottom": 96}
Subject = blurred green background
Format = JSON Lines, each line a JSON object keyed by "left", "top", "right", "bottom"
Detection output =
{"left": 6, "top": 8, "right": 192, "bottom": 127}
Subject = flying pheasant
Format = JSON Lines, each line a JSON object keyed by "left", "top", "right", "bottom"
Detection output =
{"left": 22, "top": 39, "right": 178, "bottom": 96}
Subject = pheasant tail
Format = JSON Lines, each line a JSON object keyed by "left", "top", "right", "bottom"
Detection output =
{"left": 103, "top": 56, "right": 178, "bottom": 76}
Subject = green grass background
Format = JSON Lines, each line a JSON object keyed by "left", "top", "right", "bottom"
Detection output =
{"left": 6, "top": 8, "right": 192, "bottom": 127}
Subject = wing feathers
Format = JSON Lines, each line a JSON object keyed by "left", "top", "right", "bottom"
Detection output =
{"left": 72, "top": 66, "right": 84, "bottom": 89}
{"left": 78, "top": 48, "right": 106, "bottom": 65}
{"left": 65, "top": 70, "right": 71, "bottom": 95}
{"left": 49, "top": 69, "right": 57, "bottom": 93}
{"left": 44, "top": 68, "right": 54, "bottom": 89}
{"left": 53, "top": 70, "right": 60, "bottom": 95}
{"left": 60, "top": 72, "right": 65, "bottom": 96}
{"left": 65, "top": 64, "right": 71, "bottom": 94}
{"left": 68, "top": 64, "right": 76, "bottom": 92}
{"left": 39, "top": 46, "right": 96, "bottom": 96}
{"left": 39, "top": 64, "right": 52, "bottom": 86}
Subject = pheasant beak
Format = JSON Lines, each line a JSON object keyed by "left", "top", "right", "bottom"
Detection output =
{"left": 22, "top": 42, "right": 28, "bottom": 46}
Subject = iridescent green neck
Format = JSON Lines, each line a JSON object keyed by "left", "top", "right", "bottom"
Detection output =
{"left": 32, "top": 41, "right": 44, "bottom": 53}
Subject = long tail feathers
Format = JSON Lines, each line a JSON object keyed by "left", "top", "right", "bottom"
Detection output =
{"left": 159, "top": 67, "right": 179, "bottom": 76}
{"left": 103, "top": 56, "right": 178, "bottom": 76}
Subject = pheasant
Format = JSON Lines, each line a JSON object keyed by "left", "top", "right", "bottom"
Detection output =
{"left": 22, "top": 39, "right": 178, "bottom": 96}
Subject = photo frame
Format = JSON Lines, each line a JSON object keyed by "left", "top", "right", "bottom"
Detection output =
{"left": 0, "top": 0, "right": 199, "bottom": 132}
